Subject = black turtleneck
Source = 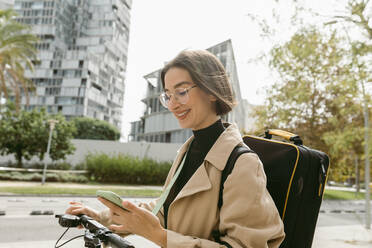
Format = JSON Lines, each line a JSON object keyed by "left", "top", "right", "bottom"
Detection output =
{"left": 163, "top": 118, "right": 225, "bottom": 228}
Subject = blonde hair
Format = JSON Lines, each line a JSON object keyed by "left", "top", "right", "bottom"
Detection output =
{"left": 160, "top": 50, "right": 236, "bottom": 116}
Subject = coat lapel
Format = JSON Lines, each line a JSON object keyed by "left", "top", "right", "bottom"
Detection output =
{"left": 163, "top": 136, "right": 194, "bottom": 188}
{"left": 204, "top": 123, "right": 243, "bottom": 171}
{"left": 169, "top": 123, "right": 243, "bottom": 204}
{"left": 172, "top": 161, "right": 212, "bottom": 204}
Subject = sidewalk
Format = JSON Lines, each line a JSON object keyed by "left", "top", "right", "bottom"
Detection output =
{"left": 326, "top": 185, "right": 366, "bottom": 193}
{"left": 313, "top": 225, "right": 372, "bottom": 248}
{"left": 0, "top": 180, "right": 163, "bottom": 191}
{"left": 1, "top": 181, "right": 372, "bottom": 247}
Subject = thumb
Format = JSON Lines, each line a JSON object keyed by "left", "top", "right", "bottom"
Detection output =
{"left": 109, "top": 224, "right": 125, "bottom": 233}
{"left": 122, "top": 200, "right": 138, "bottom": 212}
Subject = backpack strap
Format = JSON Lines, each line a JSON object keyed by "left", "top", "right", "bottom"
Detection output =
{"left": 213, "top": 145, "right": 255, "bottom": 246}
{"left": 218, "top": 145, "right": 255, "bottom": 209}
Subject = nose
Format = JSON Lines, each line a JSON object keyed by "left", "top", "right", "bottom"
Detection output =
{"left": 168, "top": 95, "right": 180, "bottom": 111}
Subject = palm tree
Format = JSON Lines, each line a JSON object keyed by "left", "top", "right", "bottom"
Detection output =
{"left": 0, "top": 9, "right": 38, "bottom": 111}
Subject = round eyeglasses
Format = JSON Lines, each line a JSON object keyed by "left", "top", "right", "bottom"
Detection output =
{"left": 159, "top": 85, "right": 197, "bottom": 108}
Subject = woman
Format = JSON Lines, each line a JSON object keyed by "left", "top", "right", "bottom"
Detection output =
{"left": 66, "top": 50, "right": 285, "bottom": 247}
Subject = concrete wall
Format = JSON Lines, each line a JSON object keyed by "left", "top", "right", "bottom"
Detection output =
{"left": 0, "top": 139, "right": 182, "bottom": 166}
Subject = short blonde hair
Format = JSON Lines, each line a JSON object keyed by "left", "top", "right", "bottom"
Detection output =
{"left": 160, "top": 50, "right": 236, "bottom": 116}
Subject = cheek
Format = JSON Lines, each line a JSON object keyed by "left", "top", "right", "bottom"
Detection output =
{"left": 188, "top": 91, "right": 216, "bottom": 116}
{"left": 193, "top": 100, "right": 213, "bottom": 118}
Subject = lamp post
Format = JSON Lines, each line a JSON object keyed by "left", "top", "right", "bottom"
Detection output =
{"left": 41, "top": 119, "right": 59, "bottom": 185}
{"left": 361, "top": 81, "right": 370, "bottom": 229}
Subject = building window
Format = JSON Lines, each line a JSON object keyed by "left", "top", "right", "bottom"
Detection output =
{"left": 45, "top": 87, "right": 61, "bottom": 96}
{"left": 81, "top": 78, "right": 87, "bottom": 86}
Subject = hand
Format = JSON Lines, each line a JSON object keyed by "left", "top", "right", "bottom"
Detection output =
{"left": 65, "top": 201, "right": 100, "bottom": 228}
{"left": 98, "top": 197, "right": 167, "bottom": 247}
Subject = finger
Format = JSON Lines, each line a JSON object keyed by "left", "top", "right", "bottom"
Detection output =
{"left": 67, "top": 205, "right": 87, "bottom": 214}
{"left": 122, "top": 201, "right": 139, "bottom": 213}
{"left": 67, "top": 205, "right": 83, "bottom": 210}
{"left": 71, "top": 209, "right": 85, "bottom": 215}
{"left": 69, "top": 201, "right": 83, "bottom": 205}
{"left": 98, "top": 197, "right": 121, "bottom": 212}
{"left": 66, "top": 205, "right": 83, "bottom": 213}
{"left": 109, "top": 224, "right": 127, "bottom": 233}
{"left": 65, "top": 206, "right": 80, "bottom": 214}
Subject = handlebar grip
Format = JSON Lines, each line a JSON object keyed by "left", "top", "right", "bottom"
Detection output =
{"left": 265, "top": 129, "right": 303, "bottom": 145}
{"left": 106, "top": 233, "right": 135, "bottom": 248}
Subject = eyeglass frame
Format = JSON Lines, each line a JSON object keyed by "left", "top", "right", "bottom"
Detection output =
{"left": 159, "top": 85, "right": 197, "bottom": 109}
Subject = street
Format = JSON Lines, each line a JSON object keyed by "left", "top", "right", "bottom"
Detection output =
{"left": 0, "top": 196, "right": 371, "bottom": 247}
{"left": 0, "top": 196, "right": 158, "bottom": 248}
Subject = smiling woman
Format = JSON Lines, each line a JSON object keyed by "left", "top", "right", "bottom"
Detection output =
{"left": 65, "top": 50, "right": 285, "bottom": 248}
{"left": 161, "top": 50, "right": 236, "bottom": 116}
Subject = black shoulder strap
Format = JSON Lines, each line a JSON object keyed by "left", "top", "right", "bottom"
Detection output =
{"left": 218, "top": 145, "right": 255, "bottom": 209}
{"left": 213, "top": 145, "right": 255, "bottom": 247}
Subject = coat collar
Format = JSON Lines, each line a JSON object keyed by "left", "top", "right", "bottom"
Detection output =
{"left": 204, "top": 123, "right": 244, "bottom": 171}
{"left": 172, "top": 161, "right": 212, "bottom": 203}
{"left": 175, "top": 122, "right": 243, "bottom": 171}
{"left": 168, "top": 123, "right": 244, "bottom": 220}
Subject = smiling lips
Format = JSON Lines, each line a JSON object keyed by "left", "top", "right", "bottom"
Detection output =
{"left": 175, "top": 110, "right": 190, "bottom": 120}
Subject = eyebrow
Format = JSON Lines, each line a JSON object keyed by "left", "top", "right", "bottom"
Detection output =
{"left": 164, "top": 81, "right": 192, "bottom": 92}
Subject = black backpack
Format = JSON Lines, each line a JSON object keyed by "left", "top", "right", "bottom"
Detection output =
{"left": 218, "top": 130, "right": 329, "bottom": 248}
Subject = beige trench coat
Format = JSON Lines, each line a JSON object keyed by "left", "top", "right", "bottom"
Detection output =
{"left": 100, "top": 123, "right": 285, "bottom": 248}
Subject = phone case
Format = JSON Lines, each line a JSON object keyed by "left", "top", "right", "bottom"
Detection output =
{"left": 96, "top": 190, "right": 130, "bottom": 212}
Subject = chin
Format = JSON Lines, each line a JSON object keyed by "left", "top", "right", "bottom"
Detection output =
{"left": 178, "top": 121, "right": 191, "bottom": 129}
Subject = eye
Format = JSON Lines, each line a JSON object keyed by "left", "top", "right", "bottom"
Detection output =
{"left": 176, "top": 89, "right": 187, "bottom": 97}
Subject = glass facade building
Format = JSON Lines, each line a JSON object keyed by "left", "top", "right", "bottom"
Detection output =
{"left": 12, "top": 0, "right": 132, "bottom": 129}
{"left": 129, "top": 40, "right": 250, "bottom": 143}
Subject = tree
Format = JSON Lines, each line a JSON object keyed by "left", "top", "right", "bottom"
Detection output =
{"left": 326, "top": 0, "right": 371, "bottom": 40}
{"left": 0, "top": 102, "right": 76, "bottom": 167}
{"left": 326, "top": 0, "right": 372, "bottom": 228}
{"left": 0, "top": 9, "right": 38, "bottom": 111}
{"left": 71, "top": 117, "right": 121, "bottom": 141}
{"left": 249, "top": 0, "right": 371, "bottom": 182}
{"left": 318, "top": 0, "right": 372, "bottom": 183}
{"left": 253, "top": 26, "right": 369, "bottom": 181}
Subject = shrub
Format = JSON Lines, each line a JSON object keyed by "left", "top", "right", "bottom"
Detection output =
{"left": 8, "top": 162, "right": 73, "bottom": 170}
{"left": 74, "top": 162, "right": 86, "bottom": 170}
{"left": 58, "top": 172, "right": 88, "bottom": 183}
{"left": 85, "top": 153, "right": 172, "bottom": 185}
{"left": 0, "top": 171, "right": 88, "bottom": 183}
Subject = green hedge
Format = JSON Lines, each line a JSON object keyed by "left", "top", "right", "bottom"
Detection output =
{"left": 85, "top": 153, "right": 172, "bottom": 185}
{"left": 0, "top": 171, "right": 88, "bottom": 183}
{"left": 6, "top": 162, "right": 72, "bottom": 170}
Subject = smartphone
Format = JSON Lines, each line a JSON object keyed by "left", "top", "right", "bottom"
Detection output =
{"left": 96, "top": 190, "right": 130, "bottom": 212}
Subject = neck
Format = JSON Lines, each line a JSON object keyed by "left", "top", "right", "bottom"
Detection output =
{"left": 192, "top": 118, "right": 225, "bottom": 148}
{"left": 191, "top": 115, "right": 220, "bottom": 131}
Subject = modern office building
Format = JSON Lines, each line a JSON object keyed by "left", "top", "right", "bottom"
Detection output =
{"left": 129, "top": 39, "right": 254, "bottom": 143}
{"left": 0, "top": 0, "right": 14, "bottom": 9}
{"left": 12, "top": 0, "right": 131, "bottom": 129}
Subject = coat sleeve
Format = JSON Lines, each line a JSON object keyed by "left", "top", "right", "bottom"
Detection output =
{"left": 165, "top": 153, "right": 285, "bottom": 248}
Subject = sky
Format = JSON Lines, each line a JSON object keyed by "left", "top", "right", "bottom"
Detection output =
{"left": 120, "top": 0, "right": 359, "bottom": 141}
